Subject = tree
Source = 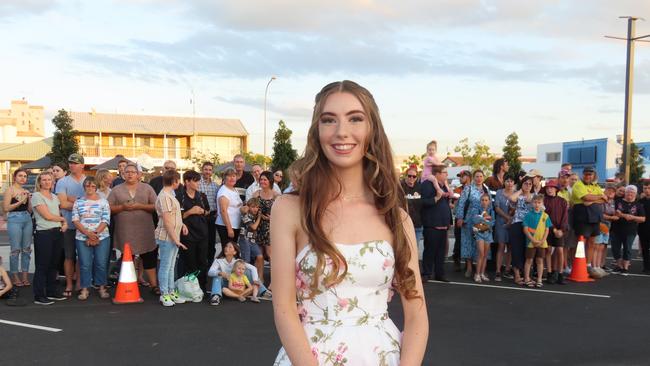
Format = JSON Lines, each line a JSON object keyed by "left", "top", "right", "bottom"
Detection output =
{"left": 191, "top": 150, "right": 221, "bottom": 170}
{"left": 401, "top": 154, "right": 424, "bottom": 175}
{"left": 619, "top": 142, "right": 645, "bottom": 184}
{"left": 454, "top": 138, "right": 496, "bottom": 173}
{"left": 502, "top": 132, "right": 522, "bottom": 175}
{"left": 48, "top": 109, "right": 79, "bottom": 165}
{"left": 271, "top": 120, "right": 298, "bottom": 173}
{"left": 243, "top": 151, "right": 271, "bottom": 167}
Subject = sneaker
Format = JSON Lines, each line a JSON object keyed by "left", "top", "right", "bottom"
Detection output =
{"left": 596, "top": 267, "right": 609, "bottom": 277}
{"left": 46, "top": 293, "right": 67, "bottom": 301}
{"left": 611, "top": 266, "right": 622, "bottom": 274}
{"left": 494, "top": 273, "right": 502, "bottom": 282}
{"left": 34, "top": 297, "right": 55, "bottom": 305}
{"left": 473, "top": 274, "right": 482, "bottom": 283}
{"left": 503, "top": 271, "right": 514, "bottom": 280}
{"left": 209, "top": 294, "right": 221, "bottom": 306}
{"left": 170, "top": 291, "right": 186, "bottom": 304}
{"left": 556, "top": 273, "right": 566, "bottom": 285}
{"left": 160, "top": 294, "right": 175, "bottom": 307}
{"left": 251, "top": 296, "right": 260, "bottom": 303}
{"left": 465, "top": 269, "right": 473, "bottom": 278}
{"left": 602, "top": 265, "right": 613, "bottom": 272}
{"left": 260, "top": 291, "right": 273, "bottom": 301}
{"left": 620, "top": 268, "right": 629, "bottom": 276}
{"left": 480, "top": 273, "right": 490, "bottom": 282}
{"left": 563, "top": 267, "right": 572, "bottom": 276}
{"left": 547, "top": 272, "right": 557, "bottom": 285}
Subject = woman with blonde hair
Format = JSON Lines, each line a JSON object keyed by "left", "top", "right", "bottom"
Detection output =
{"left": 94, "top": 169, "right": 113, "bottom": 200}
{"left": 272, "top": 81, "right": 428, "bottom": 365}
{"left": 31, "top": 172, "right": 68, "bottom": 305}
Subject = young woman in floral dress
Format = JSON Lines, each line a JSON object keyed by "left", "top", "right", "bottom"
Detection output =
{"left": 272, "top": 81, "right": 428, "bottom": 365}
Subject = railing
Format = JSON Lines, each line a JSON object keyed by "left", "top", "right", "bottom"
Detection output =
{"left": 78, "top": 145, "right": 192, "bottom": 159}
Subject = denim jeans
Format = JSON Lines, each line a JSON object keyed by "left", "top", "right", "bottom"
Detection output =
{"left": 210, "top": 268, "right": 267, "bottom": 297}
{"left": 238, "top": 237, "right": 262, "bottom": 263}
{"left": 76, "top": 237, "right": 110, "bottom": 289}
{"left": 610, "top": 232, "right": 636, "bottom": 261}
{"left": 157, "top": 239, "right": 179, "bottom": 295}
{"left": 414, "top": 226, "right": 424, "bottom": 260}
{"left": 7, "top": 211, "right": 33, "bottom": 274}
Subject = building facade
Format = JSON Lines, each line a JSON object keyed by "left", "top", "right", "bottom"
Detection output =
{"left": 0, "top": 100, "right": 45, "bottom": 144}
{"left": 70, "top": 111, "right": 248, "bottom": 169}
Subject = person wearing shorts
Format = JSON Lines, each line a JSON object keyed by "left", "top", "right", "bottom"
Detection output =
{"left": 570, "top": 166, "right": 606, "bottom": 269}
{"left": 523, "top": 194, "right": 552, "bottom": 288}
{"left": 55, "top": 153, "right": 86, "bottom": 297}
{"left": 592, "top": 185, "right": 617, "bottom": 278}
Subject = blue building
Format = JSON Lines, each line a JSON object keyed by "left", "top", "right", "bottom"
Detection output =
{"left": 562, "top": 138, "right": 620, "bottom": 180}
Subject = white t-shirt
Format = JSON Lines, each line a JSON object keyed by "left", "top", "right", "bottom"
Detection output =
{"left": 216, "top": 185, "right": 243, "bottom": 229}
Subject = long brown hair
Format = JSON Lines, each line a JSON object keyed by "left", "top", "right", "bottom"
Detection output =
{"left": 292, "top": 80, "right": 418, "bottom": 299}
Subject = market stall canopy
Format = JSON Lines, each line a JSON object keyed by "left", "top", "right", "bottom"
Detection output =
{"left": 90, "top": 155, "right": 134, "bottom": 170}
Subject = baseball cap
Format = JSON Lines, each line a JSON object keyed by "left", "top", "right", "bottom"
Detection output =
{"left": 526, "top": 169, "right": 543, "bottom": 178}
{"left": 558, "top": 169, "right": 571, "bottom": 177}
{"left": 68, "top": 153, "right": 84, "bottom": 164}
{"left": 583, "top": 166, "right": 596, "bottom": 173}
{"left": 456, "top": 170, "right": 471, "bottom": 177}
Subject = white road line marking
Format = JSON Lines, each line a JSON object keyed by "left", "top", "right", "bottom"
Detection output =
{"left": 0, "top": 319, "right": 62, "bottom": 332}
{"left": 619, "top": 273, "right": 650, "bottom": 278}
{"left": 427, "top": 280, "right": 611, "bottom": 298}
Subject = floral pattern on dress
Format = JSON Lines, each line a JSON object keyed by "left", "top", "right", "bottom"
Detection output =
{"left": 256, "top": 196, "right": 274, "bottom": 246}
{"left": 274, "top": 240, "right": 402, "bottom": 366}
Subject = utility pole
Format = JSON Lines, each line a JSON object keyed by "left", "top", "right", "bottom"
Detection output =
{"left": 264, "top": 76, "right": 277, "bottom": 165}
{"left": 606, "top": 17, "right": 650, "bottom": 183}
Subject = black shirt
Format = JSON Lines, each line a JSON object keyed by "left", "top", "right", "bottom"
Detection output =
{"left": 420, "top": 180, "right": 452, "bottom": 228}
{"left": 638, "top": 197, "right": 650, "bottom": 236}
{"left": 234, "top": 171, "right": 254, "bottom": 202}
{"left": 611, "top": 198, "right": 646, "bottom": 236}
{"left": 401, "top": 180, "right": 422, "bottom": 228}
{"left": 178, "top": 189, "right": 210, "bottom": 243}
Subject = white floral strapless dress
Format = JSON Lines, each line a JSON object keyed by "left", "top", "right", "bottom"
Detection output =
{"left": 274, "top": 240, "right": 402, "bottom": 365}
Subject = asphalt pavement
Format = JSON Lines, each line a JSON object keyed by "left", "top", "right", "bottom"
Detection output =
{"left": 1, "top": 261, "right": 649, "bottom": 366}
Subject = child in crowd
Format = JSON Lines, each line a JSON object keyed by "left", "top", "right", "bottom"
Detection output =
{"left": 207, "top": 241, "right": 270, "bottom": 306}
{"left": 0, "top": 260, "right": 15, "bottom": 301}
{"left": 523, "top": 194, "right": 552, "bottom": 288}
{"left": 239, "top": 197, "right": 264, "bottom": 282}
{"left": 224, "top": 259, "right": 258, "bottom": 303}
{"left": 471, "top": 193, "right": 494, "bottom": 283}
{"left": 543, "top": 180, "right": 568, "bottom": 285}
{"left": 420, "top": 140, "right": 442, "bottom": 184}
{"left": 592, "top": 185, "right": 617, "bottom": 278}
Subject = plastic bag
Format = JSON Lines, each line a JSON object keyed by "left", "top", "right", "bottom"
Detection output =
{"left": 175, "top": 271, "right": 203, "bottom": 303}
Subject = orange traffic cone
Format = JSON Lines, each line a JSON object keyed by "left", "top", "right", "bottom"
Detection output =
{"left": 113, "top": 243, "right": 144, "bottom": 304}
{"left": 568, "top": 236, "right": 594, "bottom": 282}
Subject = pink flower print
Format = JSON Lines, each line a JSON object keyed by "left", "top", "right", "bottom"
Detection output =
{"left": 297, "top": 305, "right": 308, "bottom": 321}
{"left": 382, "top": 258, "right": 394, "bottom": 271}
{"left": 311, "top": 346, "right": 319, "bottom": 358}
{"left": 337, "top": 297, "right": 349, "bottom": 309}
{"left": 336, "top": 353, "right": 343, "bottom": 362}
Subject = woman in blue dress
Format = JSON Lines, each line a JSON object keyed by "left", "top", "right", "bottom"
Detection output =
{"left": 494, "top": 175, "right": 516, "bottom": 281}
{"left": 456, "top": 170, "right": 490, "bottom": 278}
{"left": 508, "top": 176, "right": 534, "bottom": 285}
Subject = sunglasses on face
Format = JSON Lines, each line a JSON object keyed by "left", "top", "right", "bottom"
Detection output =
{"left": 274, "top": 174, "right": 283, "bottom": 177}
{"left": 407, "top": 175, "right": 417, "bottom": 178}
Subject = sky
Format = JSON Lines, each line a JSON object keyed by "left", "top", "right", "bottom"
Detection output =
{"left": 2, "top": 0, "right": 650, "bottom": 159}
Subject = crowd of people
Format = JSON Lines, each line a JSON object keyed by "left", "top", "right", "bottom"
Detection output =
{"left": 2, "top": 144, "right": 650, "bottom": 307}
{"left": 1, "top": 153, "right": 291, "bottom": 306}
{"left": 406, "top": 155, "right": 650, "bottom": 287}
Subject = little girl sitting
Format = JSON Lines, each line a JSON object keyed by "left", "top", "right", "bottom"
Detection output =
{"left": 224, "top": 259, "right": 258, "bottom": 302}
{"left": 207, "top": 241, "right": 269, "bottom": 305}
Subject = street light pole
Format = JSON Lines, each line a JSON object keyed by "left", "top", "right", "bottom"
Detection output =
{"left": 606, "top": 17, "right": 650, "bottom": 183}
{"left": 264, "top": 76, "right": 277, "bottom": 165}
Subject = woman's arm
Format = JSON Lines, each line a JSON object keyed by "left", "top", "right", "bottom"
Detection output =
{"left": 218, "top": 196, "right": 234, "bottom": 233}
{"left": 249, "top": 214, "right": 262, "bottom": 231}
{"left": 399, "top": 212, "right": 429, "bottom": 365}
{"left": 2, "top": 187, "right": 16, "bottom": 212}
{"left": 271, "top": 195, "right": 317, "bottom": 366}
